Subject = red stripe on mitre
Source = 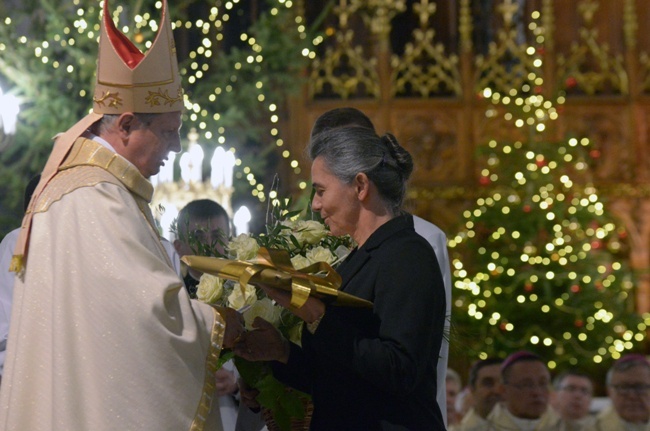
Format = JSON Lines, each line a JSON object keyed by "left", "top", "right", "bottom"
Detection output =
{"left": 103, "top": 0, "right": 144, "bottom": 70}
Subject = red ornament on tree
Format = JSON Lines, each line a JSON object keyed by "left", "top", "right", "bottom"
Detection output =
{"left": 591, "top": 240, "right": 602, "bottom": 250}
{"left": 590, "top": 149, "right": 601, "bottom": 159}
{"left": 574, "top": 319, "right": 584, "bottom": 328}
{"left": 536, "top": 158, "right": 546, "bottom": 167}
{"left": 500, "top": 322, "right": 508, "bottom": 331}
{"left": 525, "top": 282, "right": 534, "bottom": 292}
{"left": 571, "top": 284, "right": 580, "bottom": 293}
{"left": 479, "top": 176, "right": 490, "bottom": 186}
{"left": 566, "top": 76, "right": 578, "bottom": 88}
{"left": 523, "top": 205, "right": 531, "bottom": 213}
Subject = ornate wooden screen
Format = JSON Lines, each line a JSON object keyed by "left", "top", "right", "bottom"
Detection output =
{"left": 281, "top": 0, "right": 650, "bottom": 313}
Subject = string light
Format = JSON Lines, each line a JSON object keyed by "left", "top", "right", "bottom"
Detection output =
{"left": 2, "top": 0, "right": 314, "bottom": 203}
{"left": 451, "top": 10, "right": 643, "bottom": 369}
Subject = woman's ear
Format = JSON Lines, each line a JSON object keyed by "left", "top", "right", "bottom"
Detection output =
{"left": 354, "top": 173, "right": 370, "bottom": 201}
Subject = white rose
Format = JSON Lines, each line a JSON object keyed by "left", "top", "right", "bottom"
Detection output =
{"left": 228, "top": 234, "right": 260, "bottom": 261}
{"left": 306, "top": 246, "right": 336, "bottom": 265}
{"left": 227, "top": 282, "right": 258, "bottom": 310}
{"left": 292, "top": 220, "right": 328, "bottom": 246}
{"left": 333, "top": 245, "right": 351, "bottom": 261}
{"left": 242, "top": 297, "right": 282, "bottom": 330}
{"left": 196, "top": 274, "right": 224, "bottom": 304}
{"left": 291, "top": 254, "right": 311, "bottom": 270}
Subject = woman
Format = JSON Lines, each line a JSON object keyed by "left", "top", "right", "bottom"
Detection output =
{"left": 236, "top": 125, "right": 447, "bottom": 430}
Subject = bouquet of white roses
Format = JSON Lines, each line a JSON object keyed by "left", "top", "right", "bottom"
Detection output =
{"left": 188, "top": 196, "right": 354, "bottom": 431}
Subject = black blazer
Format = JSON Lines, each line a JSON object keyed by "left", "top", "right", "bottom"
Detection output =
{"left": 273, "top": 214, "right": 447, "bottom": 430}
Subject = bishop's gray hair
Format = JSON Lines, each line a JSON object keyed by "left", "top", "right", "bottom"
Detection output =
{"left": 94, "top": 113, "right": 159, "bottom": 135}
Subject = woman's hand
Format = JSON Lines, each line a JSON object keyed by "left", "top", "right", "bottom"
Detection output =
{"left": 258, "top": 284, "right": 325, "bottom": 324}
{"left": 234, "top": 317, "right": 291, "bottom": 364}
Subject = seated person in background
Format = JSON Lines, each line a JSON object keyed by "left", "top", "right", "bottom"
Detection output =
{"left": 174, "top": 199, "right": 230, "bottom": 297}
{"left": 456, "top": 386, "right": 474, "bottom": 420}
{"left": 551, "top": 370, "right": 595, "bottom": 430}
{"left": 594, "top": 354, "right": 650, "bottom": 431}
{"left": 458, "top": 358, "right": 502, "bottom": 431}
{"left": 447, "top": 368, "right": 464, "bottom": 429}
{"left": 174, "top": 199, "right": 264, "bottom": 431}
{"left": 486, "top": 351, "right": 562, "bottom": 430}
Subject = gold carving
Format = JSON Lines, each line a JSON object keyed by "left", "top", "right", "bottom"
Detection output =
{"left": 309, "top": 0, "right": 379, "bottom": 99}
{"left": 541, "top": 0, "right": 554, "bottom": 51}
{"left": 459, "top": 0, "right": 472, "bottom": 53}
{"left": 361, "top": 0, "right": 406, "bottom": 39}
{"left": 145, "top": 87, "right": 183, "bottom": 107}
{"left": 391, "top": 1, "right": 461, "bottom": 97}
{"left": 474, "top": 0, "right": 538, "bottom": 94}
{"left": 93, "top": 91, "right": 123, "bottom": 108}
{"left": 640, "top": 53, "right": 650, "bottom": 93}
{"left": 557, "top": 0, "right": 628, "bottom": 95}
{"left": 623, "top": 0, "right": 637, "bottom": 49}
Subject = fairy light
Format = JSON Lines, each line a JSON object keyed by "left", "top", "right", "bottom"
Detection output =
{"left": 11, "top": 0, "right": 314, "bottom": 204}
{"left": 454, "top": 10, "right": 643, "bottom": 367}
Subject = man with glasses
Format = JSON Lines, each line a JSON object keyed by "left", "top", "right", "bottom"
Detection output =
{"left": 485, "top": 351, "right": 562, "bottom": 430}
{"left": 551, "top": 370, "right": 595, "bottom": 430}
{"left": 595, "top": 354, "right": 650, "bottom": 430}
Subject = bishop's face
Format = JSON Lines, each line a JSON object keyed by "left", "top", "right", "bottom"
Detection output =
{"left": 126, "top": 111, "right": 182, "bottom": 178}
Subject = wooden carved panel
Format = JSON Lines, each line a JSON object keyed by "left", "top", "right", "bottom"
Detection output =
{"left": 391, "top": 108, "right": 461, "bottom": 184}
{"left": 556, "top": 107, "right": 632, "bottom": 183}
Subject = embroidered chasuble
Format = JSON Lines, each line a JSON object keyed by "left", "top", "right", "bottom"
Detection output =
{"left": 0, "top": 138, "right": 225, "bottom": 431}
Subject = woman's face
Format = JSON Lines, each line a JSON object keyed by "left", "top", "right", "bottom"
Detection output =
{"left": 310, "top": 156, "right": 360, "bottom": 237}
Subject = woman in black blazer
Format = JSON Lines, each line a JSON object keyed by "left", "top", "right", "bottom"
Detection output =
{"left": 237, "top": 125, "right": 447, "bottom": 430}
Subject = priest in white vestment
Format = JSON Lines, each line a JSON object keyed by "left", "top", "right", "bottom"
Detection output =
{"left": 0, "top": 1, "right": 244, "bottom": 430}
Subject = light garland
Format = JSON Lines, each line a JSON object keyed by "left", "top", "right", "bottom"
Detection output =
{"left": 0, "top": 0, "right": 316, "bottom": 203}
{"left": 450, "top": 9, "right": 643, "bottom": 370}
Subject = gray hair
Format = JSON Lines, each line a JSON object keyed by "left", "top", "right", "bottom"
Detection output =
{"left": 94, "top": 113, "right": 159, "bottom": 135}
{"left": 308, "top": 126, "right": 413, "bottom": 215}
{"left": 446, "top": 368, "right": 462, "bottom": 387}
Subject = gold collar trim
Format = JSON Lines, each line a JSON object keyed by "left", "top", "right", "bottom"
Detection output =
{"left": 60, "top": 137, "right": 153, "bottom": 201}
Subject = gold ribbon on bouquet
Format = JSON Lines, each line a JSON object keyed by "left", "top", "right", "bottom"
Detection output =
{"left": 181, "top": 247, "right": 373, "bottom": 308}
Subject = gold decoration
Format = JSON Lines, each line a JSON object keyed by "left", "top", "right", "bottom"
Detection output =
{"left": 181, "top": 248, "right": 374, "bottom": 309}
{"left": 474, "top": 0, "right": 539, "bottom": 94}
{"left": 541, "top": 0, "right": 554, "bottom": 51}
{"left": 623, "top": 0, "right": 637, "bottom": 49}
{"left": 93, "top": 90, "right": 123, "bottom": 108}
{"left": 459, "top": 0, "right": 472, "bottom": 53}
{"left": 145, "top": 87, "right": 183, "bottom": 107}
{"left": 361, "top": 0, "right": 406, "bottom": 39}
{"left": 497, "top": 0, "right": 520, "bottom": 27}
{"left": 557, "top": 0, "right": 628, "bottom": 95}
{"left": 309, "top": 0, "right": 379, "bottom": 99}
{"left": 391, "top": 0, "right": 461, "bottom": 97}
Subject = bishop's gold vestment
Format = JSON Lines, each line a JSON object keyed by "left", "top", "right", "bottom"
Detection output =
{"left": 0, "top": 138, "right": 225, "bottom": 431}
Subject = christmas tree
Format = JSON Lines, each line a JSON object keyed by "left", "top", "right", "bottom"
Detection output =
{"left": 0, "top": 0, "right": 317, "bottom": 237}
{"left": 449, "top": 53, "right": 646, "bottom": 374}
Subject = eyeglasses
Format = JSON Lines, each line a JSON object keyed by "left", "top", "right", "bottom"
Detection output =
{"left": 506, "top": 381, "right": 549, "bottom": 391}
{"left": 558, "top": 385, "right": 591, "bottom": 395}
{"left": 611, "top": 384, "right": 650, "bottom": 395}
